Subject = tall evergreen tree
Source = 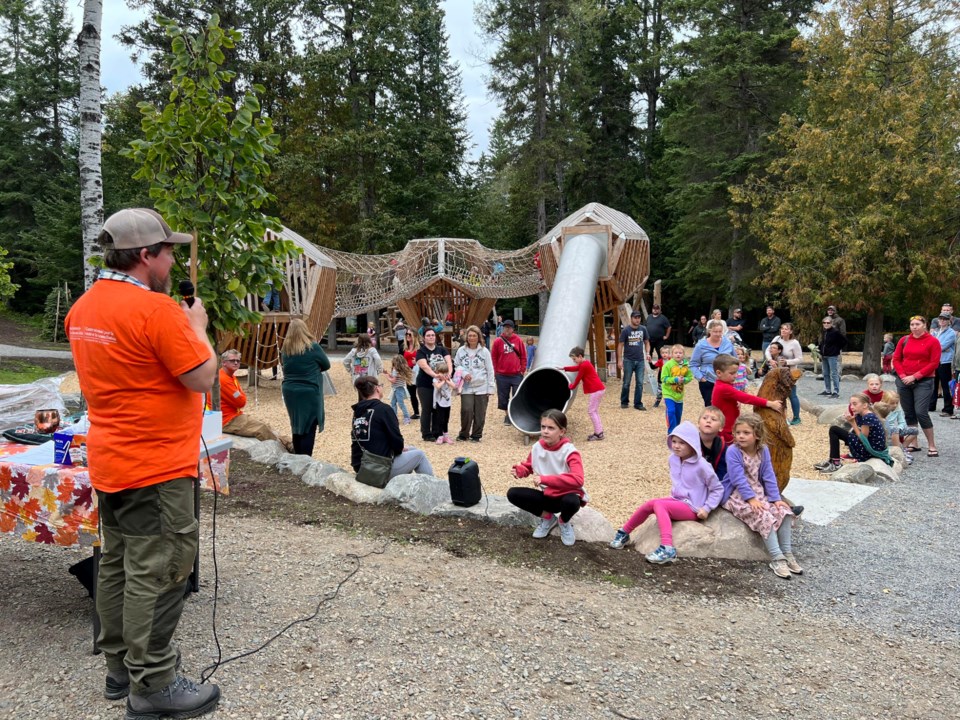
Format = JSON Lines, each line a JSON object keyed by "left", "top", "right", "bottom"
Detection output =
{"left": 0, "top": 0, "right": 80, "bottom": 311}
{"left": 660, "top": 0, "right": 812, "bottom": 312}
{"left": 734, "top": 0, "right": 960, "bottom": 371}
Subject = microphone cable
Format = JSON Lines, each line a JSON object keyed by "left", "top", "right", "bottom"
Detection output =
{"left": 196, "top": 430, "right": 387, "bottom": 685}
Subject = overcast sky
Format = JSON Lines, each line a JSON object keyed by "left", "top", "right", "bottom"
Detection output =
{"left": 69, "top": 1, "right": 496, "bottom": 159}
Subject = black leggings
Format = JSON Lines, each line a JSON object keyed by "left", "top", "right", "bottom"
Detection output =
{"left": 507, "top": 488, "right": 582, "bottom": 523}
{"left": 292, "top": 420, "right": 318, "bottom": 456}
{"left": 407, "top": 383, "right": 420, "bottom": 415}
{"left": 828, "top": 425, "right": 852, "bottom": 460}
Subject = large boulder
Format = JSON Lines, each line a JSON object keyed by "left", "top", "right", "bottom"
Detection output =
{"left": 830, "top": 462, "right": 877, "bottom": 485}
{"left": 433, "top": 496, "right": 531, "bottom": 527}
{"left": 323, "top": 471, "right": 384, "bottom": 504}
{"left": 568, "top": 506, "right": 614, "bottom": 543}
{"left": 380, "top": 474, "right": 451, "bottom": 515}
{"left": 226, "top": 435, "right": 260, "bottom": 452}
{"left": 864, "top": 458, "right": 899, "bottom": 483}
{"left": 799, "top": 397, "right": 823, "bottom": 417}
{"left": 275, "top": 453, "right": 315, "bottom": 477}
{"left": 817, "top": 405, "right": 851, "bottom": 427}
{"left": 302, "top": 461, "right": 348, "bottom": 488}
{"left": 841, "top": 373, "right": 861, "bottom": 382}
{"left": 246, "top": 439, "right": 286, "bottom": 465}
{"left": 888, "top": 446, "right": 907, "bottom": 474}
{"left": 630, "top": 509, "right": 769, "bottom": 561}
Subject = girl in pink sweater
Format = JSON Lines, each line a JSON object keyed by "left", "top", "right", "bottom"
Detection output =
{"left": 564, "top": 346, "right": 607, "bottom": 441}
{"left": 507, "top": 410, "right": 587, "bottom": 546}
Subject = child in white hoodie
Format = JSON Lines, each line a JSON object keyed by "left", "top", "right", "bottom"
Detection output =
{"left": 507, "top": 410, "right": 587, "bottom": 547}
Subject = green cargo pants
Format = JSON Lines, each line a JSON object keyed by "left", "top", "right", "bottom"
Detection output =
{"left": 96, "top": 477, "right": 198, "bottom": 695}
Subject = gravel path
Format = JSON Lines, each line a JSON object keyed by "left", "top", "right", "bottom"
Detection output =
{"left": 1, "top": 511, "right": 958, "bottom": 720}
{"left": 0, "top": 342, "right": 73, "bottom": 359}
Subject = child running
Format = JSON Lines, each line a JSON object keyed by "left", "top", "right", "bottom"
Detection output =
{"left": 660, "top": 344, "right": 694, "bottom": 433}
{"left": 431, "top": 360, "right": 456, "bottom": 444}
{"left": 711, "top": 354, "right": 783, "bottom": 443}
{"left": 564, "top": 346, "right": 606, "bottom": 441}
{"left": 609, "top": 421, "right": 723, "bottom": 564}
{"left": 722, "top": 415, "right": 801, "bottom": 579}
{"left": 383, "top": 355, "right": 413, "bottom": 424}
{"left": 507, "top": 410, "right": 587, "bottom": 546}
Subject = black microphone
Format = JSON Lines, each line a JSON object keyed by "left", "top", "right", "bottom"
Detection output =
{"left": 179, "top": 280, "right": 196, "bottom": 308}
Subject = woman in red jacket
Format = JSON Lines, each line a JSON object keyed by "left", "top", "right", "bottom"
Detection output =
{"left": 892, "top": 315, "right": 941, "bottom": 457}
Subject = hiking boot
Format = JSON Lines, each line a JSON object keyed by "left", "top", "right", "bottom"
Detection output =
{"left": 532, "top": 516, "right": 558, "bottom": 539}
{"left": 783, "top": 553, "right": 804, "bottom": 575}
{"left": 645, "top": 544, "right": 677, "bottom": 564}
{"left": 106, "top": 649, "right": 182, "bottom": 701}
{"left": 609, "top": 529, "right": 630, "bottom": 549}
{"left": 558, "top": 520, "right": 576, "bottom": 546}
{"left": 769, "top": 558, "right": 792, "bottom": 579}
{"left": 125, "top": 675, "right": 220, "bottom": 720}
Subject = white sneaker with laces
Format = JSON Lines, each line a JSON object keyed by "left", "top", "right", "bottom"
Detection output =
{"left": 558, "top": 520, "right": 576, "bottom": 546}
{"left": 532, "top": 516, "right": 558, "bottom": 539}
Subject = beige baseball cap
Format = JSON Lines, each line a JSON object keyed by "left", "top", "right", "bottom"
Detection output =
{"left": 99, "top": 208, "right": 192, "bottom": 249}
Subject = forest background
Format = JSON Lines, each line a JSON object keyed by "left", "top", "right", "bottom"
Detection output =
{"left": 1, "top": 0, "right": 959, "bottom": 371}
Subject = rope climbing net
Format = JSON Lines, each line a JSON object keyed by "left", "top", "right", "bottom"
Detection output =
{"left": 323, "top": 238, "right": 545, "bottom": 318}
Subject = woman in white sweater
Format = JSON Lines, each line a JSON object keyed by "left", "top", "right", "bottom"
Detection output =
{"left": 453, "top": 325, "right": 496, "bottom": 441}
{"left": 764, "top": 322, "right": 803, "bottom": 425}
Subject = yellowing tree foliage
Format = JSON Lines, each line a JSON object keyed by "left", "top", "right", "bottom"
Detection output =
{"left": 733, "top": 0, "right": 960, "bottom": 371}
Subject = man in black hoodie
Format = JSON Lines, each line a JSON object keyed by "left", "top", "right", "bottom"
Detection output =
{"left": 351, "top": 375, "right": 434, "bottom": 478}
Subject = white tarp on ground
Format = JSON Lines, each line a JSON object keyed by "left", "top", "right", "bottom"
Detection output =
{"left": 0, "top": 377, "right": 65, "bottom": 427}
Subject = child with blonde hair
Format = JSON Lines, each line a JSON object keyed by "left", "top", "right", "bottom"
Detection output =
{"left": 863, "top": 373, "right": 884, "bottom": 404}
{"left": 874, "top": 390, "right": 918, "bottom": 460}
{"left": 609, "top": 421, "right": 722, "bottom": 563}
{"left": 881, "top": 334, "right": 895, "bottom": 375}
{"left": 722, "top": 414, "right": 801, "bottom": 579}
{"left": 660, "top": 344, "right": 694, "bottom": 433}
{"left": 382, "top": 355, "right": 413, "bottom": 424}
{"left": 733, "top": 345, "right": 753, "bottom": 391}
{"left": 432, "top": 360, "right": 456, "bottom": 444}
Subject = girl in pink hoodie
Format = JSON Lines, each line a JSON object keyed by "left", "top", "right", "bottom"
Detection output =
{"left": 507, "top": 410, "right": 587, "bottom": 547}
{"left": 609, "top": 420, "right": 723, "bottom": 564}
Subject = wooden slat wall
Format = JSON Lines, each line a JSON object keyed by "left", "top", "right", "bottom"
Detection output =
{"left": 610, "top": 237, "right": 650, "bottom": 304}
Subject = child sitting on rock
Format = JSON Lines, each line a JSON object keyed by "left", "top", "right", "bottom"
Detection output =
{"left": 609, "top": 421, "right": 723, "bottom": 564}
{"left": 507, "top": 410, "right": 587, "bottom": 547}
{"left": 814, "top": 392, "right": 892, "bottom": 474}
{"left": 722, "top": 414, "right": 801, "bottom": 579}
{"left": 874, "top": 390, "right": 918, "bottom": 462}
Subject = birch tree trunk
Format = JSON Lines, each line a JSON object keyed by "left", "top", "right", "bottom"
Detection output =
{"left": 77, "top": 0, "right": 103, "bottom": 290}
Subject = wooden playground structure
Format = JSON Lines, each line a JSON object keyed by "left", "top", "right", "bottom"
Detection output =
{"left": 218, "top": 203, "right": 651, "bottom": 379}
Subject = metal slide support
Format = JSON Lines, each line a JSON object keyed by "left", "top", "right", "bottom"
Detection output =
{"left": 507, "top": 233, "right": 609, "bottom": 435}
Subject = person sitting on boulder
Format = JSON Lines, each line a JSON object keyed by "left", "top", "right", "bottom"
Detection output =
{"left": 609, "top": 421, "right": 722, "bottom": 564}
{"left": 507, "top": 409, "right": 586, "bottom": 547}
{"left": 215, "top": 349, "right": 291, "bottom": 451}
{"left": 814, "top": 392, "right": 892, "bottom": 474}
{"left": 722, "top": 414, "right": 801, "bottom": 580}
{"left": 351, "top": 375, "right": 434, "bottom": 480}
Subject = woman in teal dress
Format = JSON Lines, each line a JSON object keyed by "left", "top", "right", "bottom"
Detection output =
{"left": 281, "top": 319, "right": 331, "bottom": 455}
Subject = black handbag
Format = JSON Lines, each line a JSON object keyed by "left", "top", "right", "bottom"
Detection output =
{"left": 355, "top": 449, "right": 394, "bottom": 488}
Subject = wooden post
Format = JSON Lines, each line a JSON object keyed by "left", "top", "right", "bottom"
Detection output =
{"left": 653, "top": 279, "right": 662, "bottom": 308}
{"left": 592, "top": 309, "right": 606, "bottom": 382}
{"left": 190, "top": 231, "right": 198, "bottom": 287}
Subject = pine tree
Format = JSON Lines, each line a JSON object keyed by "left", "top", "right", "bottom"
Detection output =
{"left": 660, "top": 0, "right": 812, "bottom": 312}
{"left": 733, "top": 0, "right": 960, "bottom": 371}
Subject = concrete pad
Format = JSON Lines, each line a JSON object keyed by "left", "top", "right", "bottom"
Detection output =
{"left": 782, "top": 477, "right": 878, "bottom": 526}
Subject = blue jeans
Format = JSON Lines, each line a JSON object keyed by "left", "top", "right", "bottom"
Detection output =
{"left": 788, "top": 384, "right": 800, "bottom": 420}
{"left": 620, "top": 358, "right": 645, "bottom": 407}
{"left": 823, "top": 355, "right": 840, "bottom": 394}
{"left": 390, "top": 385, "right": 411, "bottom": 420}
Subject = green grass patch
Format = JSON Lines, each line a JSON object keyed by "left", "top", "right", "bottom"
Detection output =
{"left": 0, "top": 360, "right": 59, "bottom": 384}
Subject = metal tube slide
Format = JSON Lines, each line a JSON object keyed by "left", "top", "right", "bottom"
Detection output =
{"left": 508, "top": 232, "right": 609, "bottom": 434}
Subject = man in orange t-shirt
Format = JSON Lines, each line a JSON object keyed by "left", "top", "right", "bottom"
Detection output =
{"left": 217, "top": 348, "right": 287, "bottom": 446}
{"left": 65, "top": 208, "right": 220, "bottom": 717}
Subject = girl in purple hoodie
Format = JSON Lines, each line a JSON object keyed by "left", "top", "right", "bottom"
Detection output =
{"left": 609, "top": 421, "right": 723, "bottom": 563}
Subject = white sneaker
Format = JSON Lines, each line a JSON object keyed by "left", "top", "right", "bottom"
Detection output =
{"left": 532, "top": 516, "right": 558, "bottom": 539}
{"left": 558, "top": 520, "right": 576, "bottom": 546}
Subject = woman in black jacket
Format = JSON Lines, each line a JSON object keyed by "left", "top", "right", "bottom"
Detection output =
{"left": 351, "top": 375, "right": 434, "bottom": 478}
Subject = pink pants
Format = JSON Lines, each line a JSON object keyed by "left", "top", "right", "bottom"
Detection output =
{"left": 623, "top": 497, "right": 698, "bottom": 546}
{"left": 587, "top": 389, "right": 604, "bottom": 434}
